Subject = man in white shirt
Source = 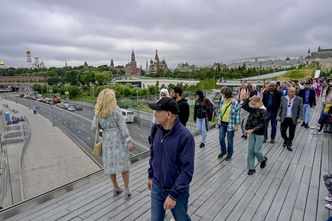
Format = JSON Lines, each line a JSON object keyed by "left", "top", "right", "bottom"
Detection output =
{"left": 277, "top": 87, "right": 303, "bottom": 151}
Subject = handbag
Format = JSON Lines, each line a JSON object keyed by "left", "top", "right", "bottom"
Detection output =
{"left": 92, "top": 124, "right": 102, "bottom": 156}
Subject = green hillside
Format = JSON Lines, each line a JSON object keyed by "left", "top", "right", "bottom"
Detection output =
{"left": 269, "top": 68, "right": 314, "bottom": 81}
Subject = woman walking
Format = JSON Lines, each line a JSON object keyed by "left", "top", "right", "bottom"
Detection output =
{"left": 242, "top": 96, "right": 268, "bottom": 175}
{"left": 216, "top": 87, "right": 240, "bottom": 160}
{"left": 194, "top": 90, "right": 208, "bottom": 148}
{"left": 92, "top": 89, "right": 134, "bottom": 199}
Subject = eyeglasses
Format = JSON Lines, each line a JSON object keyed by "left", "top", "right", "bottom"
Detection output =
{"left": 288, "top": 102, "right": 291, "bottom": 107}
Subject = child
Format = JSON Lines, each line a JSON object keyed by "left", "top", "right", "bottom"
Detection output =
{"left": 242, "top": 96, "right": 268, "bottom": 175}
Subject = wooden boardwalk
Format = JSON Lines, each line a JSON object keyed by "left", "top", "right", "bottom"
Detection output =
{"left": 3, "top": 106, "right": 332, "bottom": 221}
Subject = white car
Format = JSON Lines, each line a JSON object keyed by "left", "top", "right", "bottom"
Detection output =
{"left": 68, "top": 106, "right": 76, "bottom": 111}
{"left": 121, "top": 109, "right": 135, "bottom": 123}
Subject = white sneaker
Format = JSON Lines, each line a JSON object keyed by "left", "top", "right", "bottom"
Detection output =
{"left": 325, "top": 195, "right": 332, "bottom": 202}
{"left": 311, "top": 130, "right": 322, "bottom": 134}
{"left": 309, "top": 125, "right": 320, "bottom": 130}
{"left": 325, "top": 202, "right": 332, "bottom": 210}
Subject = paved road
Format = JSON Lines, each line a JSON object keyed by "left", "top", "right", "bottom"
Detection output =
{"left": 5, "top": 95, "right": 150, "bottom": 158}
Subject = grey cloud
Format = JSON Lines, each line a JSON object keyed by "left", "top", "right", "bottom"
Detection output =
{"left": 0, "top": 0, "right": 332, "bottom": 68}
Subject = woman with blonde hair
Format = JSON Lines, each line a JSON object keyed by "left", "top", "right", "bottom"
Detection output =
{"left": 242, "top": 95, "right": 268, "bottom": 175}
{"left": 92, "top": 89, "right": 134, "bottom": 199}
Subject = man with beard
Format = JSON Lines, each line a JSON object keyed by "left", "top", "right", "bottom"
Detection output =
{"left": 262, "top": 82, "right": 282, "bottom": 143}
{"left": 171, "top": 86, "right": 190, "bottom": 127}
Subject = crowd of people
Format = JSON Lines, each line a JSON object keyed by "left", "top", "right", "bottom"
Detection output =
{"left": 91, "top": 77, "right": 332, "bottom": 220}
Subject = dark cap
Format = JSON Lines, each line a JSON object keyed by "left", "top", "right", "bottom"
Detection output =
{"left": 148, "top": 97, "right": 179, "bottom": 114}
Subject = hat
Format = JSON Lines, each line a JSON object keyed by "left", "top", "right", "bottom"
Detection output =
{"left": 159, "top": 88, "right": 170, "bottom": 97}
{"left": 148, "top": 97, "right": 179, "bottom": 114}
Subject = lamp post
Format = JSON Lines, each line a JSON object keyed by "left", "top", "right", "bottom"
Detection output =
{"left": 136, "top": 90, "right": 138, "bottom": 107}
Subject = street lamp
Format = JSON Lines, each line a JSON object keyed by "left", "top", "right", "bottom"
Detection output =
{"left": 136, "top": 90, "right": 138, "bottom": 107}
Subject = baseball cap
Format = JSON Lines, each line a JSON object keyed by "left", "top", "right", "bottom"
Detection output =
{"left": 148, "top": 97, "right": 179, "bottom": 114}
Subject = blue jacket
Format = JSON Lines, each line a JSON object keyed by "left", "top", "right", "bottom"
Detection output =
{"left": 148, "top": 118, "right": 195, "bottom": 200}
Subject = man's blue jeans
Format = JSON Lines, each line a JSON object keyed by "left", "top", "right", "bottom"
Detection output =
{"left": 151, "top": 180, "right": 191, "bottom": 221}
{"left": 264, "top": 111, "right": 277, "bottom": 140}
{"left": 196, "top": 118, "right": 206, "bottom": 144}
{"left": 219, "top": 124, "right": 234, "bottom": 157}
{"left": 303, "top": 103, "right": 312, "bottom": 124}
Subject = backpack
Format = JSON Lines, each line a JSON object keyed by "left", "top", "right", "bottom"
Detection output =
{"left": 204, "top": 98, "right": 215, "bottom": 121}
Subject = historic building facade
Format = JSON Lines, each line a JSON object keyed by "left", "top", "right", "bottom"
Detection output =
{"left": 149, "top": 50, "right": 168, "bottom": 73}
{"left": 124, "top": 50, "right": 140, "bottom": 75}
{"left": 307, "top": 47, "right": 332, "bottom": 72}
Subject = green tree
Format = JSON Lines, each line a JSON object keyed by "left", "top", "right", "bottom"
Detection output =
{"left": 66, "top": 85, "right": 80, "bottom": 98}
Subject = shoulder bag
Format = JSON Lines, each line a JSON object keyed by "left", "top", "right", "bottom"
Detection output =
{"left": 92, "top": 124, "right": 102, "bottom": 156}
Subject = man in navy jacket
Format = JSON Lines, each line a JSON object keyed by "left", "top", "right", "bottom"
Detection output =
{"left": 147, "top": 97, "right": 195, "bottom": 221}
{"left": 298, "top": 81, "right": 316, "bottom": 128}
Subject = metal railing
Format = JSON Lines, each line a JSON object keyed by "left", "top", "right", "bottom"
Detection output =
{"left": 0, "top": 116, "right": 12, "bottom": 210}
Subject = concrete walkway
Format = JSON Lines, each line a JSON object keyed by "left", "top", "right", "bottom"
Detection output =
{"left": 0, "top": 98, "right": 100, "bottom": 203}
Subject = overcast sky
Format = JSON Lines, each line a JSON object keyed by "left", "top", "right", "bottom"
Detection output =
{"left": 1, "top": 0, "right": 331, "bottom": 69}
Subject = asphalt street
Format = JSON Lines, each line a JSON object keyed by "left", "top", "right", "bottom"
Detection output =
{"left": 4, "top": 94, "right": 150, "bottom": 158}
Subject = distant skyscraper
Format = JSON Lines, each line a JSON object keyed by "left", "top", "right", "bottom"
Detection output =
{"left": 65, "top": 60, "right": 68, "bottom": 67}
{"left": 26, "top": 48, "right": 32, "bottom": 68}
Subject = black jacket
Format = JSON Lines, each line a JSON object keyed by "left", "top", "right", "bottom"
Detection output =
{"left": 176, "top": 98, "right": 190, "bottom": 126}
{"left": 262, "top": 90, "right": 282, "bottom": 114}
{"left": 242, "top": 99, "right": 268, "bottom": 135}
{"left": 194, "top": 99, "right": 207, "bottom": 120}
{"left": 298, "top": 88, "right": 316, "bottom": 107}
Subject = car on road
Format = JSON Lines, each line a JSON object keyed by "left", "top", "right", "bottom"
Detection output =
{"left": 121, "top": 109, "right": 135, "bottom": 123}
{"left": 68, "top": 106, "right": 76, "bottom": 111}
{"left": 74, "top": 105, "right": 83, "bottom": 111}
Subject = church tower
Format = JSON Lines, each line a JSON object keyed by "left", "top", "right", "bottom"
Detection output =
{"left": 110, "top": 59, "right": 114, "bottom": 69}
{"left": 131, "top": 50, "right": 136, "bottom": 62}
{"left": 26, "top": 48, "right": 32, "bottom": 68}
{"left": 155, "top": 49, "right": 160, "bottom": 63}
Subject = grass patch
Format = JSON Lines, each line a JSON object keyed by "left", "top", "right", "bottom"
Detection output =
{"left": 269, "top": 68, "right": 314, "bottom": 81}
{"left": 73, "top": 96, "right": 96, "bottom": 103}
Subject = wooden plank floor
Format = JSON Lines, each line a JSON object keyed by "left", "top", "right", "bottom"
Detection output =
{"left": 4, "top": 105, "right": 332, "bottom": 221}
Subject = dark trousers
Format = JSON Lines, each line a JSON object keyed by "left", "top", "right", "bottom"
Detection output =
{"left": 318, "top": 113, "right": 330, "bottom": 131}
{"left": 264, "top": 111, "right": 277, "bottom": 140}
{"left": 280, "top": 118, "right": 296, "bottom": 145}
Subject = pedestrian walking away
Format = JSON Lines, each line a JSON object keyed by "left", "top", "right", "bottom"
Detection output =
{"left": 92, "top": 89, "right": 134, "bottom": 199}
